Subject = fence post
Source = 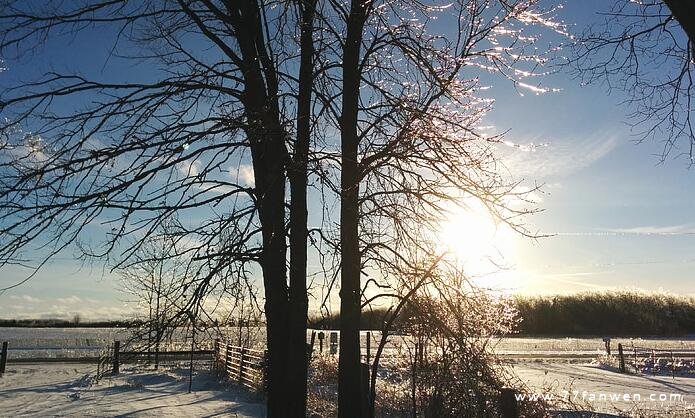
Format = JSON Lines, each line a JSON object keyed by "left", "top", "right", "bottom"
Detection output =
{"left": 308, "top": 331, "right": 316, "bottom": 361}
{"left": 213, "top": 339, "right": 220, "bottom": 372}
{"left": 500, "top": 388, "right": 519, "bottom": 418}
{"left": 0, "top": 341, "right": 8, "bottom": 376}
{"left": 330, "top": 332, "right": 338, "bottom": 355}
{"left": 633, "top": 345, "right": 638, "bottom": 371}
{"left": 263, "top": 349, "right": 269, "bottom": 393}
{"left": 618, "top": 343, "right": 625, "bottom": 373}
{"left": 360, "top": 362, "right": 370, "bottom": 418}
{"left": 318, "top": 331, "right": 324, "bottom": 353}
{"left": 225, "top": 343, "right": 232, "bottom": 378}
{"left": 602, "top": 337, "right": 611, "bottom": 355}
{"left": 239, "top": 347, "right": 247, "bottom": 384}
{"left": 366, "top": 331, "right": 371, "bottom": 365}
{"left": 651, "top": 349, "right": 656, "bottom": 375}
{"left": 411, "top": 341, "right": 418, "bottom": 418}
{"left": 113, "top": 340, "right": 120, "bottom": 374}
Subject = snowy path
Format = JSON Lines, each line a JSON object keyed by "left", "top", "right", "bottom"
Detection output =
{"left": 0, "top": 363, "right": 265, "bottom": 417}
{"left": 510, "top": 362, "right": 695, "bottom": 416}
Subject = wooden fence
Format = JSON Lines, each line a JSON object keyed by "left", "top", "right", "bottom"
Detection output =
{"left": 0, "top": 340, "right": 214, "bottom": 373}
{"left": 607, "top": 341, "right": 695, "bottom": 374}
{"left": 628, "top": 344, "right": 694, "bottom": 374}
{"left": 213, "top": 340, "right": 266, "bottom": 391}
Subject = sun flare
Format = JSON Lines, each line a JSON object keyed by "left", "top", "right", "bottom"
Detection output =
{"left": 438, "top": 197, "right": 516, "bottom": 277}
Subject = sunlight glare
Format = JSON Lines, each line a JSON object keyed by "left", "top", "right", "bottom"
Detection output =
{"left": 438, "top": 197, "right": 516, "bottom": 278}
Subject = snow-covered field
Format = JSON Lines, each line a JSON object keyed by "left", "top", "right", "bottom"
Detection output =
{"left": 0, "top": 363, "right": 265, "bottom": 417}
{"left": 0, "top": 327, "right": 220, "bottom": 359}
{"left": 3, "top": 328, "right": 695, "bottom": 416}
{"left": 1, "top": 360, "right": 694, "bottom": 416}
{"left": 491, "top": 337, "right": 695, "bottom": 359}
{"left": 5, "top": 327, "right": 695, "bottom": 360}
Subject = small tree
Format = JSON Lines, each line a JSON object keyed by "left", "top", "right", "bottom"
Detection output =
{"left": 118, "top": 220, "right": 185, "bottom": 369}
{"left": 371, "top": 264, "right": 534, "bottom": 417}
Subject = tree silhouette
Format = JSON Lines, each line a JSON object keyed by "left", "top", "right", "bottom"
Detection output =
{"left": 0, "top": 1, "right": 312, "bottom": 414}
{"left": 0, "top": 1, "right": 562, "bottom": 416}
{"left": 570, "top": 0, "right": 695, "bottom": 161}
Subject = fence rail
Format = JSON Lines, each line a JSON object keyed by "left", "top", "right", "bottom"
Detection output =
{"left": 214, "top": 340, "right": 266, "bottom": 391}
{"left": 607, "top": 341, "right": 695, "bottom": 374}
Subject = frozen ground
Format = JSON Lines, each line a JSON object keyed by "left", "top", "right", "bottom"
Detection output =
{"left": 2, "top": 360, "right": 694, "bottom": 417}
{"left": 510, "top": 361, "right": 695, "bottom": 416}
{"left": 0, "top": 363, "right": 265, "bottom": 417}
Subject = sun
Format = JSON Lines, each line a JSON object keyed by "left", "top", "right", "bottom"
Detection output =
{"left": 437, "top": 197, "right": 516, "bottom": 277}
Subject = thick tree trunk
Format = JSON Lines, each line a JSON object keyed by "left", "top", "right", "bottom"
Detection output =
{"left": 339, "top": 1, "right": 368, "bottom": 416}
{"left": 232, "top": 1, "right": 291, "bottom": 415}
{"left": 240, "top": 39, "right": 290, "bottom": 418}
{"left": 287, "top": 0, "right": 315, "bottom": 416}
{"left": 663, "top": 0, "right": 695, "bottom": 55}
{"left": 250, "top": 118, "right": 290, "bottom": 418}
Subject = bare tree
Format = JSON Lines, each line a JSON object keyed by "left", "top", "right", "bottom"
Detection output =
{"left": 336, "top": 2, "right": 372, "bottom": 415}
{"left": 306, "top": 1, "right": 563, "bottom": 415}
{"left": 0, "top": 1, "right": 315, "bottom": 414}
{"left": 118, "top": 216, "right": 189, "bottom": 369}
{"left": 0, "top": 2, "right": 561, "bottom": 416}
{"left": 287, "top": 0, "right": 317, "bottom": 414}
{"left": 569, "top": 0, "right": 695, "bottom": 160}
{"left": 662, "top": 1, "right": 695, "bottom": 52}
{"left": 392, "top": 267, "right": 526, "bottom": 417}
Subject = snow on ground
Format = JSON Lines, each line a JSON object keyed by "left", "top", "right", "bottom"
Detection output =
{"left": 509, "top": 361, "right": 695, "bottom": 416}
{"left": 0, "top": 363, "right": 265, "bottom": 417}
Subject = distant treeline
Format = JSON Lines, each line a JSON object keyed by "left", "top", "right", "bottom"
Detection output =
{"left": 6, "top": 292, "right": 695, "bottom": 336}
{"left": 0, "top": 318, "right": 134, "bottom": 328}
{"left": 309, "top": 292, "right": 695, "bottom": 336}
{"left": 309, "top": 308, "right": 393, "bottom": 330}
{"left": 515, "top": 292, "right": 695, "bottom": 336}
{"left": 0, "top": 318, "right": 263, "bottom": 328}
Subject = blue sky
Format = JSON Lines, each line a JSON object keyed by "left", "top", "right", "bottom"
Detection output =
{"left": 1, "top": 1, "right": 694, "bottom": 319}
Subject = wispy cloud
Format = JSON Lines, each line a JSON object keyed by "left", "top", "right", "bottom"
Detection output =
{"left": 538, "top": 271, "right": 611, "bottom": 290}
{"left": 606, "top": 224, "right": 695, "bottom": 236}
{"left": 55, "top": 295, "right": 83, "bottom": 305}
{"left": 554, "top": 224, "right": 695, "bottom": 236}
{"left": 498, "top": 132, "right": 621, "bottom": 179}
{"left": 175, "top": 159, "right": 200, "bottom": 177}
{"left": 9, "top": 294, "right": 41, "bottom": 303}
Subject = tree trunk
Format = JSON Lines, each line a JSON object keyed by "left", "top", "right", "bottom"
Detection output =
{"left": 233, "top": 1, "right": 291, "bottom": 415}
{"left": 339, "top": 1, "right": 368, "bottom": 416}
{"left": 286, "top": 0, "right": 315, "bottom": 416}
{"left": 251, "top": 119, "right": 290, "bottom": 417}
{"left": 664, "top": 0, "right": 695, "bottom": 55}
{"left": 244, "top": 62, "right": 290, "bottom": 418}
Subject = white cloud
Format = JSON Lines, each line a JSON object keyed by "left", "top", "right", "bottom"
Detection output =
{"left": 9, "top": 294, "right": 41, "bottom": 303}
{"left": 56, "top": 295, "right": 83, "bottom": 305}
{"left": 175, "top": 159, "right": 200, "bottom": 177}
{"left": 1, "top": 296, "right": 133, "bottom": 321}
{"left": 498, "top": 133, "right": 621, "bottom": 180}
{"left": 237, "top": 163, "right": 255, "bottom": 187}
